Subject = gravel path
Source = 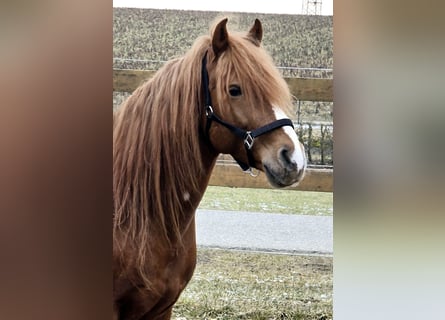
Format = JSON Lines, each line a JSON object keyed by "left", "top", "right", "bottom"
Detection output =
{"left": 195, "top": 209, "right": 332, "bottom": 255}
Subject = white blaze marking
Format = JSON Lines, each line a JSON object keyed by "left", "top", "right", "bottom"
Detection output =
{"left": 273, "top": 107, "right": 307, "bottom": 170}
{"left": 183, "top": 192, "right": 190, "bottom": 201}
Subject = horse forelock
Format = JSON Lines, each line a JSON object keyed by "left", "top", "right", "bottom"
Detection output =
{"left": 212, "top": 31, "right": 293, "bottom": 116}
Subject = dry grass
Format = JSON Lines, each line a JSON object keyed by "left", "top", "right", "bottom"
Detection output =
{"left": 173, "top": 248, "right": 332, "bottom": 319}
{"left": 199, "top": 186, "right": 333, "bottom": 216}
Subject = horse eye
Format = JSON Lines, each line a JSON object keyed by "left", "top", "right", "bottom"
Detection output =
{"left": 229, "top": 85, "right": 242, "bottom": 97}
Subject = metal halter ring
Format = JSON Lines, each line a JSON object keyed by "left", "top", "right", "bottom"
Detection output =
{"left": 205, "top": 106, "right": 214, "bottom": 118}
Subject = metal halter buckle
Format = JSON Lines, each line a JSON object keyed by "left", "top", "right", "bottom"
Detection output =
{"left": 244, "top": 131, "right": 254, "bottom": 150}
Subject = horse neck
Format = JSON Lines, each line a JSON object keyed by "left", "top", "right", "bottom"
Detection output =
{"left": 184, "top": 134, "right": 219, "bottom": 214}
{"left": 201, "top": 135, "right": 219, "bottom": 178}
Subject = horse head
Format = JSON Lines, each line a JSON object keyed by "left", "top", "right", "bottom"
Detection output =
{"left": 202, "top": 18, "right": 306, "bottom": 187}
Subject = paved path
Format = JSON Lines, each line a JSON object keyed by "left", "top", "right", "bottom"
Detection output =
{"left": 195, "top": 209, "right": 332, "bottom": 255}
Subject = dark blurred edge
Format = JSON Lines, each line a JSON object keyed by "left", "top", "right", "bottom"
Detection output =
{"left": 0, "top": 1, "right": 112, "bottom": 319}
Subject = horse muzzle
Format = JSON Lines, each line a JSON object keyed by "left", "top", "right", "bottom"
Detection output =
{"left": 262, "top": 143, "right": 306, "bottom": 188}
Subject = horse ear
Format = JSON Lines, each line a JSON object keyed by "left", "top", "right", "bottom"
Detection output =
{"left": 212, "top": 18, "right": 229, "bottom": 57}
{"left": 248, "top": 19, "right": 263, "bottom": 46}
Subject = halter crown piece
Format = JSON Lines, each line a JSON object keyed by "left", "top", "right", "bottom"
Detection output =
{"left": 201, "top": 51, "right": 295, "bottom": 172}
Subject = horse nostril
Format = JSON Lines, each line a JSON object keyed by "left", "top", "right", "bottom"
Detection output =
{"left": 279, "top": 147, "right": 297, "bottom": 170}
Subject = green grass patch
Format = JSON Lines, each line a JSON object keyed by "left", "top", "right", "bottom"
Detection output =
{"left": 199, "top": 186, "right": 333, "bottom": 216}
{"left": 173, "top": 248, "right": 332, "bottom": 319}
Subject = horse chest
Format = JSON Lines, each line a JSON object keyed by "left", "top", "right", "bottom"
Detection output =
{"left": 145, "top": 246, "right": 197, "bottom": 316}
{"left": 162, "top": 244, "right": 197, "bottom": 293}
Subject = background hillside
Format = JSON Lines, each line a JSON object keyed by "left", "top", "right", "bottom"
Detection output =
{"left": 113, "top": 8, "right": 332, "bottom": 74}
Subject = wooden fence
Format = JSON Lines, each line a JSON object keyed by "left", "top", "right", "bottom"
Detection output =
{"left": 113, "top": 69, "right": 333, "bottom": 192}
{"left": 113, "top": 69, "right": 333, "bottom": 101}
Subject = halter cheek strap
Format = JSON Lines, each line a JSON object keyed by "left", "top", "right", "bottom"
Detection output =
{"left": 201, "top": 51, "right": 294, "bottom": 171}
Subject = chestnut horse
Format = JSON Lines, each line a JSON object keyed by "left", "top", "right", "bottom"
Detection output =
{"left": 113, "top": 18, "right": 306, "bottom": 319}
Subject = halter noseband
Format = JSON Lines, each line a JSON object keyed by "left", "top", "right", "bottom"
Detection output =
{"left": 201, "top": 51, "right": 295, "bottom": 171}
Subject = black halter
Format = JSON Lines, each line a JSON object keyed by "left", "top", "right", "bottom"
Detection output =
{"left": 201, "top": 51, "right": 295, "bottom": 171}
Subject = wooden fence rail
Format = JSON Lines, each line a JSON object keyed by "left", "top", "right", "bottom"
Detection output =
{"left": 113, "top": 69, "right": 333, "bottom": 192}
{"left": 210, "top": 164, "right": 332, "bottom": 192}
{"left": 113, "top": 69, "right": 333, "bottom": 102}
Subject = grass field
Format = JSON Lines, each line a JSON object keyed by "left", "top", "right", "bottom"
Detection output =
{"left": 173, "top": 249, "right": 332, "bottom": 319}
{"left": 188, "top": 188, "right": 333, "bottom": 318}
{"left": 199, "top": 186, "right": 333, "bottom": 216}
{"left": 113, "top": 8, "right": 333, "bottom": 73}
